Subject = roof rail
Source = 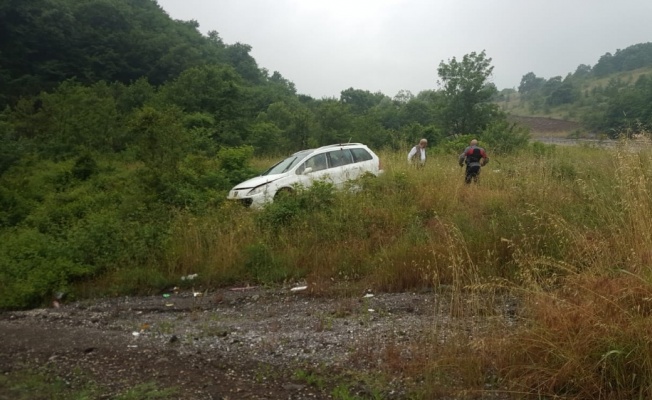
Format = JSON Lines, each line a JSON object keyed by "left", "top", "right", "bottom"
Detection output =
{"left": 317, "top": 143, "right": 364, "bottom": 149}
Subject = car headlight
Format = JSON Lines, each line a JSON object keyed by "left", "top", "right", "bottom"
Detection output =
{"left": 247, "top": 185, "right": 268, "bottom": 196}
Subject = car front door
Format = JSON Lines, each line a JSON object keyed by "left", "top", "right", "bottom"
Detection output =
{"left": 295, "top": 153, "right": 332, "bottom": 187}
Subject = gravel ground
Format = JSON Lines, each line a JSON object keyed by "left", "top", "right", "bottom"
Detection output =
{"left": 0, "top": 284, "right": 512, "bottom": 399}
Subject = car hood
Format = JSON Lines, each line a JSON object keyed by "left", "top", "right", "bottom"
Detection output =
{"left": 232, "top": 174, "right": 285, "bottom": 190}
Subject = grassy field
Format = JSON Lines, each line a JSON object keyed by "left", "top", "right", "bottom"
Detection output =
{"left": 75, "top": 140, "right": 652, "bottom": 398}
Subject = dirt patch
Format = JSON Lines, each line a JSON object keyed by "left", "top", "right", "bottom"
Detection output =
{"left": 509, "top": 115, "right": 581, "bottom": 136}
{"left": 2, "top": 285, "right": 502, "bottom": 399}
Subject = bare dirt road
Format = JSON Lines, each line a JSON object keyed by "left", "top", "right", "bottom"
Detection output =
{"left": 1, "top": 285, "right": 460, "bottom": 399}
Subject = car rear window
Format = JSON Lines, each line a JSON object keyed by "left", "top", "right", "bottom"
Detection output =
{"left": 350, "top": 148, "right": 373, "bottom": 162}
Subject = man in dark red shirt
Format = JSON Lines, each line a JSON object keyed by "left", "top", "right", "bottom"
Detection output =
{"left": 458, "top": 139, "right": 489, "bottom": 184}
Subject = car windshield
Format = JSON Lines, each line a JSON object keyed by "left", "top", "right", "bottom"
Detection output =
{"left": 261, "top": 150, "right": 313, "bottom": 176}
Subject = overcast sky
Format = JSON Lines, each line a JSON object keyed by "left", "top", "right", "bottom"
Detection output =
{"left": 156, "top": 0, "right": 652, "bottom": 99}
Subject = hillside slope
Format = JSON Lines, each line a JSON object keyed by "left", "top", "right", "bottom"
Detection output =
{"left": 508, "top": 115, "right": 581, "bottom": 137}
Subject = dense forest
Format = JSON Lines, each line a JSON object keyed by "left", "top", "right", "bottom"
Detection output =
{"left": 2, "top": 0, "right": 651, "bottom": 309}
{"left": 502, "top": 42, "right": 652, "bottom": 135}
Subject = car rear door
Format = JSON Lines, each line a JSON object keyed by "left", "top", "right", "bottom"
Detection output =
{"left": 326, "top": 149, "right": 355, "bottom": 188}
{"left": 348, "top": 147, "right": 375, "bottom": 179}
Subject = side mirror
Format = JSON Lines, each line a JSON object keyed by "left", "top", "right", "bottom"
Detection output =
{"left": 303, "top": 167, "right": 313, "bottom": 175}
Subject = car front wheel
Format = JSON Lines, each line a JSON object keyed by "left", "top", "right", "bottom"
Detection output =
{"left": 274, "top": 187, "right": 294, "bottom": 201}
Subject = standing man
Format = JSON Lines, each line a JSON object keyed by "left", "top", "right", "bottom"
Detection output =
{"left": 458, "top": 139, "right": 489, "bottom": 184}
{"left": 407, "top": 138, "right": 428, "bottom": 168}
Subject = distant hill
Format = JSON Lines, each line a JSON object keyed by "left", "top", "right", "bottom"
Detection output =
{"left": 496, "top": 43, "right": 652, "bottom": 138}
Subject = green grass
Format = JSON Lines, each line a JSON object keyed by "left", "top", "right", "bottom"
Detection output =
{"left": 0, "top": 368, "right": 177, "bottom": 400}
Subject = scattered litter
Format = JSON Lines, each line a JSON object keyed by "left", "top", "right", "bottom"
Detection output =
{"left": 368, "top": 309, "right": 375, "bottom": 312}
{"left": 132, "top": 331, "right": 140, "bottom": 337}
{"left": 127, "top": 345, "right": 138, "bottom": 348}
{"left": 290, "top": 286, "right": 308, "bottom": 292}
{"left": 363, "top": 293, "right": 374, "bottom": 298}
{"left": 193, "top": 292, "right": 203, "bottom": 297}
{"left": 230, "top": 286, "right": 257, "bottom": 292}
{"left": 165, "top": 303, "right": 174, "bottom": 307}
{"left": 162, "top": 293, "right": 171, "bottom": 298}
{"left": 181, "top": 273, "right": 199, "bottom": 281}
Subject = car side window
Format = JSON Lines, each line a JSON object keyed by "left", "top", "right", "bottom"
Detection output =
{"left": 328, "top": 149, "right": 354, "bottom": 168}
{"left": 306, "top": 153, "right": 328, "bottom": 172}
{"left": 350, "top": 148, "right": 373, "bottom": 162}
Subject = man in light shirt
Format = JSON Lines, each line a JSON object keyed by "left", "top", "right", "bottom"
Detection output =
{"left": 407, "top": 138, "right": 427, "bottom": 168}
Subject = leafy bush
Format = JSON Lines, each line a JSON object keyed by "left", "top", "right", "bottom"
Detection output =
{"left": 217, "top": 146, "right": 257, "bottom": 186}
{"left": 438, "top": 135, "right": 475, "bottom": 155}
{"left": 256, "top": 180, "right": 335, "bottom": 228}
{"left": 71, "top": 153, "right": 98, "bottom": 181}
{"left": 0, "top": 228, "right": 89, "bottom": 309}
{"left": 482, "top": 119, "right": 530, "bottom": 154}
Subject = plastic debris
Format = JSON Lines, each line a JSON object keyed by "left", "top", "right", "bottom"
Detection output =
{"left": 290, "top": 286, "right": 308, "bottom": 292}
{"left": 363, "top": 293, "right": 374, "bottom": 298}
{"left": 193, "top": 291, "right": 203, "bottom": 297}
{"left": 162, "top": 293, "right": 171, "bottom": 298}
{"left": 132, "top": 331, "right": 140, "bottom": 337}
{"left": 368, "top": 309, "right": 375, "bottom": 312}
{"left": 181, "top": 273, "right": 199, "bottom": 281}
{"left": 165, "top": 303, "right": 174, "bottom": 307}
{"left": 230, "top": 286, "right": 257, "bottom": 292}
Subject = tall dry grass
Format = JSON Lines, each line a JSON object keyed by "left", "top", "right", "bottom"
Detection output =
{"left": 160, "top": 139, "right": 652, "bottom": 398}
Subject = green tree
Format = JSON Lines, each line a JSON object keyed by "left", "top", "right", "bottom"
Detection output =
{"left": 546, "top": 75, "right": 578, "bottom": 106}
{"left": 158, "top": 65, "right": 245, "bottom": 146}
{"left": 312, "top": 100, "right": 353, "bottom": 146}
{"left": 256, "top": 100, "right": 315, "bottom": 152}
{"left": 129, "top": 106, "right": 191, "bottom": 205}
{"left": 482, "top": 119, "right": 530, "bottom": 154}
{"left": 9, "top": 80, "right": 121, "bottom": 158}
{"left": 437, "top": 50, "right": 499, "bottom": 135}
{"left": 597, "top": 74, "right": 652, "bottom": 136}
{"left": 248, "top": 121, "right": 284, "bottom": 155}
{"left": 340, "top": 88, "right": 387, "bottom": 115}
{"left": 518, "top": 72, "right": 546, "bottom": 95}
{"left": 224, "top": 42, "right": 263, "bottom": 84}
{"left": 0, "top": 0, "right": 229, "bottom": 107}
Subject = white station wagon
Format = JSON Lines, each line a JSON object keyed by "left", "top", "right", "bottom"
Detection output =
{"left": 227, "top": 143, "right": 383, "bottom": 208}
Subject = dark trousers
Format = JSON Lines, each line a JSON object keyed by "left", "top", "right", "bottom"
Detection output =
{"left": 465, "top": 165, "right": 481, "bottom": 184}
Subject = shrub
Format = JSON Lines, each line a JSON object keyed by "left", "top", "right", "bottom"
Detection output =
{"left": 0, "top": 228, "right": 89, "bottom": 309}
{"left": 256, "top": 180, "right": 335, "bottom": 228}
